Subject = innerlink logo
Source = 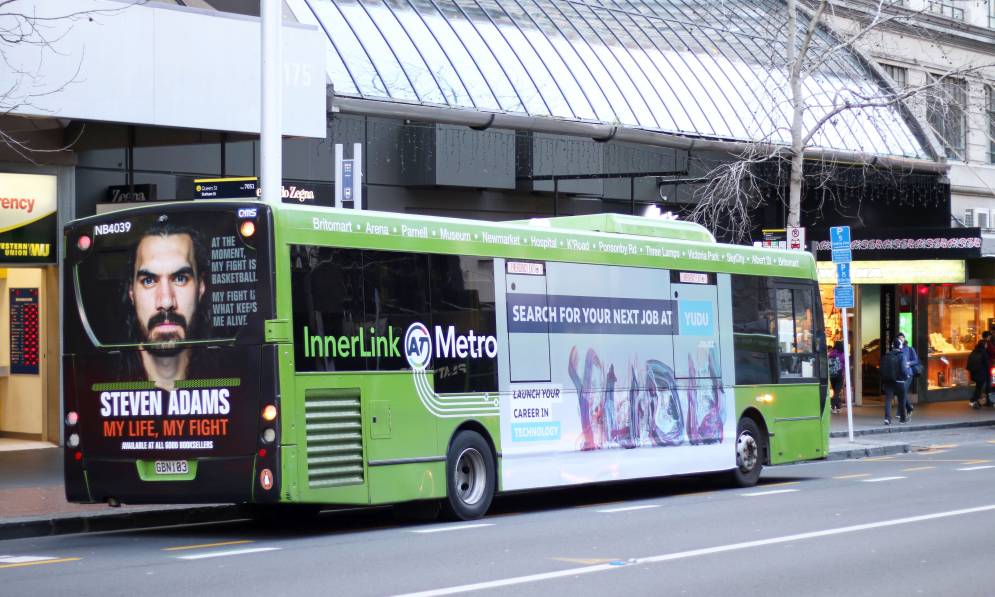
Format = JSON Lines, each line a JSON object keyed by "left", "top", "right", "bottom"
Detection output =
{"left": 405, "top": 322, "right": 498, "bottom": 370}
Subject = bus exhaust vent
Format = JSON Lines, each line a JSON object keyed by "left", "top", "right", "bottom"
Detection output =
{"left": 304, "top": 388, "right": 364, "bottom": 488}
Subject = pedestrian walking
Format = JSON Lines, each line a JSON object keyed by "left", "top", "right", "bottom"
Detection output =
{"left": 895, "top": 332, "right": 920, "bottom": 415}
{"left": 982, "top": 331, "right": 995, "bottom": 407}
{"left": 828, "top": 340, "right": 846, "bottom": 414}
{"left": 880, "top": 338, "right": 911, "bottom": 425}
{"left": 967, "top": 340, "right": 991, "bottom": 410}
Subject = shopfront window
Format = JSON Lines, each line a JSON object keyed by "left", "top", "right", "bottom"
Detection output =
{"left": 927, "top": 285, "right": 995, "bottom": 389}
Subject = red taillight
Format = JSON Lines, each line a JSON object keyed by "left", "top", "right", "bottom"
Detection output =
{"left": 258, "top": 448, "right": 267, "bottom": 458}
{"left": 65, "top": 411, "right": 79, "bottom": 426}
{"left": 74, "top": 451, "right": 83, "bottom": 461}
{"left": 77, "top": 235, "right": 91, "bottom": 250}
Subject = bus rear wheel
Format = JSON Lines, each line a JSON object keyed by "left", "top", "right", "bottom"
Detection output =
{"left": 443, "top": 430, "right": 495, "bottom": 521}
{"left": 730, "top": 417, "right": 764, "bottom": 487}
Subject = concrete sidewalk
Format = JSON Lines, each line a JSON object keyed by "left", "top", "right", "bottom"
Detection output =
{"left": 1, "top": 400, "right": 993, "bottom": 540}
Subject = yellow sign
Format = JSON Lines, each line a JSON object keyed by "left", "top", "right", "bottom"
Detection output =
{"left": 817, "top": 260, "right": 965, "bottom": 284}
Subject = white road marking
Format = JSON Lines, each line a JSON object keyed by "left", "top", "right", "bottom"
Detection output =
{"left": 176, "top": 547, "right": 280, "bottom": 560}
{"left": 597, "top": 505, "right": 659, "bottom": 513}
{"left": 0, "top": 556, "right": 60, "bottom": 564}
{"left": 392, "top": 504, "right": 995, "bottom": 597}
{"left": 861, "top": 476, "right": 907, "bottom": 483}
{"left": 740, "top": 489, "right": 799, "bottom": 497}
{"left": 411, "top": 523, "right": 494, "bottom": 534}
{"left": 957, "top": 465, "right": 995, "bottom": 471}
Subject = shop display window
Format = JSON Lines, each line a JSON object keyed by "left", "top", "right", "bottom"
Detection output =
{"left": 926, "top": 285, "right": 995, "bottom": 389}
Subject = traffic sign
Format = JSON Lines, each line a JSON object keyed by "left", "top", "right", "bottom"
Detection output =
{"left": 834, "top": 285, "right": 854, "bottom": 309}
{"left": 836, "top": 262, "right": 851, "bottom": 286}
{"left": 830, "top": 226, "right": 852, "bottom": 263}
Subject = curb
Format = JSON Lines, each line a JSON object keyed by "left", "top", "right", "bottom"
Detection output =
{"left": 0, "top": 505, "right": 244, "bottom": 542}
{"left": 829, "top": 419, "right": 995, "bottom": 438}
{"left": 825, "top": 441, "right": 912, "bottom": 461}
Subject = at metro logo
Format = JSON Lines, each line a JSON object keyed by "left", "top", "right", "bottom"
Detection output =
{"left": 404, "top": 322, "right": 498, "bottom": 370}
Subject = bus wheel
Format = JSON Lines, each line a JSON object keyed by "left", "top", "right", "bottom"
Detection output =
{"left": 443, "top": 431, "right": 495, "bottom": 521}
{"left": 730, "top": 418, "right": 763, "bottom": 487}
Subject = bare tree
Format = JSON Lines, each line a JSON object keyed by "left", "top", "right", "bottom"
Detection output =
{"left": 688, "top": 0, "right": 994, "bottom": 241}
{"left": 0, "top": 0, "right": 140, "bottom": 159}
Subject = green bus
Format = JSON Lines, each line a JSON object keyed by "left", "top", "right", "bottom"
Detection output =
{"left": 63, "top": 201, "right": 828, "bottom": 520}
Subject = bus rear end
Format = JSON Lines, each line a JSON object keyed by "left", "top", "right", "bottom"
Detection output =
{"left": 63, "top": 202, "right": 279, "bottom": 505}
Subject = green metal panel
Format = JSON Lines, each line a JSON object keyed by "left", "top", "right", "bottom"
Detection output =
{"left": 371, "top": 401, "right": 391, "bottom": 439}
{"left": 735, "top": 384, "right": 827, "bottom": 464}
{"left": 303, "top": 388, "right": 365, "bottom": 488}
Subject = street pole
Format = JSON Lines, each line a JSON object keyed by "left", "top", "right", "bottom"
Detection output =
{"left": 841, "top": 306, "right": 854, "bottom": 442}
{"left": 260, "top": 0, "right": 282, "bottom": 205}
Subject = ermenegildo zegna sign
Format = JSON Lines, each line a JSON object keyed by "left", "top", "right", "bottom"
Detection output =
{"left": 0, "top": 172, "right": 57, "bottom": 264}
{"left": 813, "top": 227, "right": 982, "bottom": 261}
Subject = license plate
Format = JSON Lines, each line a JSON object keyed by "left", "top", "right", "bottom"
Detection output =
{"left": 154, "top": 460, "right": 189, "bottom": 475}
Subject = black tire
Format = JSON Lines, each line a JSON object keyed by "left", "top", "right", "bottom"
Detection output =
{"left": 730, "top": 417, "right": 764, "bottom": 487}
{"left": 442, "top": 430, "right": 495, "bottom": 521}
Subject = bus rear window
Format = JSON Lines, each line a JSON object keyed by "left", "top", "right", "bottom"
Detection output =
{"left": 65, "top": 205, "right": 272, "bottom": 351}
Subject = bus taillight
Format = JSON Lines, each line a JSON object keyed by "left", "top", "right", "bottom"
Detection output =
{"left": 65, "top": 411, "right": 79, "bottom": 426}
{"left": 67, "top": 433, "right": 80, "bottom": 448}
{"left": 77, "top": 235, "right": 91, "bottom": 250}
{"left": 240, "top": 220, "right": 256, "bottom": 238}
{"left": 262, "top": 404, "right": 277, "bottom": 422}
{"left": 261, "top": 428, "right": 276, "bottom": 444}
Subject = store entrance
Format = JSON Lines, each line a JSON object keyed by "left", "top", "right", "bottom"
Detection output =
{"left": 0, "top": 266, "right": 59, "bottom": 444}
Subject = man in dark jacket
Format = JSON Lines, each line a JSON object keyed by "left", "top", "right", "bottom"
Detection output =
{"left": 967, "top": 340, "right": 991, "bottom": 410}
{"left": 881, "top": 339, "right": 911, "bottom": 425}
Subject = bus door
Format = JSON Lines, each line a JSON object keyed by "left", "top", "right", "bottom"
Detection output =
{"left": 672, "top": 273, "right": 725, "bottom": 445}
{"left": 770, "top": 281, "right": 823, "bottom": 460}
{"left": 505, "top": 261, "right": 551, "bottom": 383}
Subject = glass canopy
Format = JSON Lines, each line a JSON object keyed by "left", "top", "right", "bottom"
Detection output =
{"left": 286, "top": 0, "right": 931, "bottom": 159}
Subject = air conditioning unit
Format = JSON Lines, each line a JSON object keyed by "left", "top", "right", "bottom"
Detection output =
{"left": 977, "top": 209, "right": 989, "bottom": 230}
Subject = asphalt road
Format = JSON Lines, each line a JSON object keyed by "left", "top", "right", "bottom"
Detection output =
{"left": 3, "top": 428, "right": 995, "bottom": 597}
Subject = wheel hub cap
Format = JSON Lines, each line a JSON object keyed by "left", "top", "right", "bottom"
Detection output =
{"left": 454, "top": 447, "right": 486, "bottom": 505}
{"left": 736, "top": 432, "right": 758, "bottom": 473}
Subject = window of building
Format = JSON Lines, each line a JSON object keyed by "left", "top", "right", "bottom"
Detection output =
{"left": 881, "top": 64, "right": 907, "bottom": 91}
{"left": 928, "top": 1, "right": 965, "bottom": 20}
{"left": 990, "top": 0, "right": 995, "bottom": 29}
{"left": 927, "top": 285, "right": 995, "bottom": 390}
{"left": 964, "top": 207, "right": 975, "bottom": 227}
{"left": 988, "top": 85, "right": 995, "bottom": 163}
{"left": 926, "top": 76, "right": 968, "bottom": 160}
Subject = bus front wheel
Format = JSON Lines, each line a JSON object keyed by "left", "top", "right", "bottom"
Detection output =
{"left": 443, "top": 430, "right": 495, "bottom": 520}
{"left": 730, "top": 418, "right": 764, "bottom": 487}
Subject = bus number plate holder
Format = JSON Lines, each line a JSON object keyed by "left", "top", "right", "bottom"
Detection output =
{"left": 154, "top": 460, "right": 189, "bottom": 475}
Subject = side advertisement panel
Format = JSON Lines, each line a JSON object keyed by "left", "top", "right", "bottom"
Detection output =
{"left": 496, "top": 260, "right": 736, "bottom": 491}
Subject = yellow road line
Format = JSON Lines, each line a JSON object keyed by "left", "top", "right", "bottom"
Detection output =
{"left": 862, "top": 456, "right": 896, "bottom": 461}
{"left": 987, "top": 440, "right": 995, "bottom": 445}
{"left": 761, "top": 481, "right": 800, "bottom": 488}
{"left": 162, "top": 540, "right": 253, "bottom": 552}
{"left": 963, "top": 460, "right": 991, "bottom": 465}
{"left": 902, "top": 466, "right": 935, "bottom": 472}
{"left": 929, "top": 444, "right": 958, "bottom": 450}
{"left": 0, "top": 558, "right": 80, "bottom": 569}
{"left": 833, "top": 473, "right": 871, "bottom": 479}
{"left": 918, "top": 450, "right": 948, "bottom": 455}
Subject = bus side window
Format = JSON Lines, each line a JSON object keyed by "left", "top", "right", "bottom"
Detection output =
{"left": 775, "top": 286, "right": 817, "bottom": 380}
{"left": 730, "top": 275, "right": 777, "bottom": 385}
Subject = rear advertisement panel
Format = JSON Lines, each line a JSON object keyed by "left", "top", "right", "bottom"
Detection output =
{"left": 63, "top": 205, "right": 273, "bottom": 459}
{"left": 497, "top": 260, "right": 736, "bottom": 491}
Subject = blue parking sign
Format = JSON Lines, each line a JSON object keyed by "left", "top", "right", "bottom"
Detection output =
{"left": 836, "top": 262, "right": 851, "bottom": 285}
{"left": 830, "top": 226, "right": 852, "bottom": 263}
{"left": 834, "top": 285, "right": 854, "bottom": 309}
